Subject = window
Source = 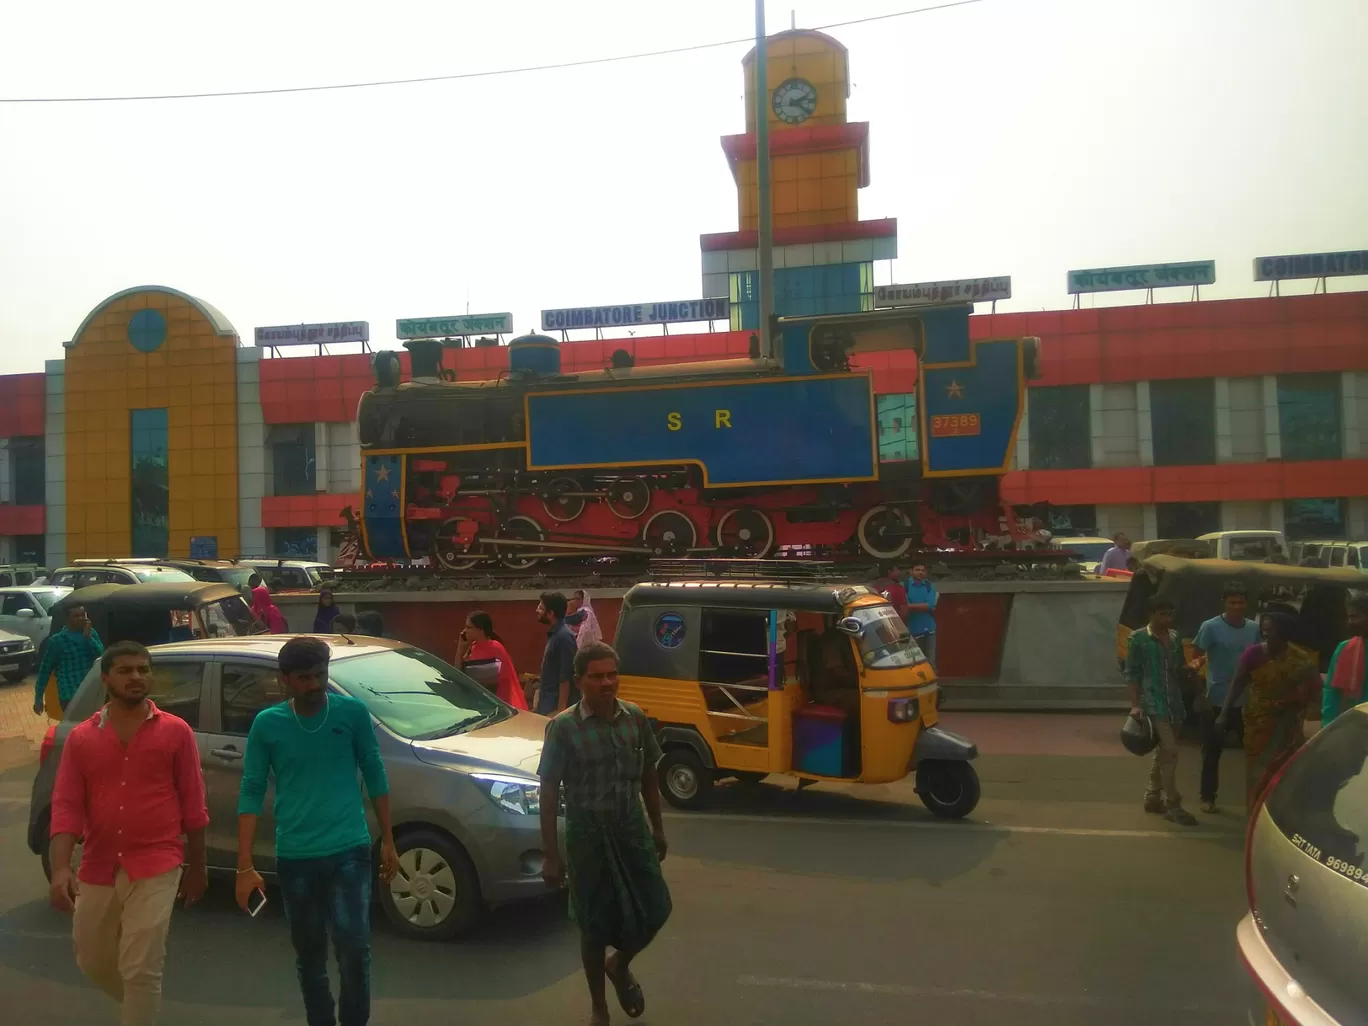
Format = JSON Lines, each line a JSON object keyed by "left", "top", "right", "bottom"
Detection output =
{"left": 270, "top": 530, "right": 318, "bottom": 561}
{"left": 730, "top": 262, "right": 873, "bottom": 329}
{"left": 147, "top": 662, "right": 205, "bottom": 728}
{"left": 130, "top": 408, "right": 169, "bottom": 558}
{"left": 1285, "top": 499, "right": 1345, "bottom": 542}
{"left": 1329, "top": 546, "right": 1347, "bottom": 568}
{"left": 1350, "top": 545, "right": 1365, "bottom": 570}
{"left": 15, "top": 535, "right": 45, "bottom": 567}
{"left": 31, "top": 590, "right": 62, "bottom": 613}
{"left": 1278, "top": 373, "right": 1342, "bottom": 461}
{"left": 1028, "top": 385, "right": 1091, "bottom": 470}
{"left": 1264, "top": 710, "right": 1368, "bottom": 881}
{"left": 329, "top": 648, "right": 507, "bottom": 741}
{"left": 0, "top": 594, "right": 33, "bottom": 616}
{"left": 1047, "top": 505, "right": 1098, "bottom": 535}
{"left": 876, "top": 393, "right": 918, "bottom": 463}
{"left": 269, "top": 424, "right": 317, "bottom": 497}
{"left": 220, "top": 663, "right": 288, "bottom": 735}
{"left": 850, "top": 604, "right": 925, "bottom": 669}
{"left": 1150, "top": 379, "right": 1216, "bottom": 466}
{"left": 699, "top": 609, "right": 770, "bottom": 686}
{"left": 10, "top": 437, "right": 44, "bottom": 506}
{"left": 1156, "top": 501, "right": 1220, "bottom": 538}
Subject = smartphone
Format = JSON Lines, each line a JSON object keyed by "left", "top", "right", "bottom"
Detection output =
{"left": 246, "top": 888, "right": 268, "bottom": 918}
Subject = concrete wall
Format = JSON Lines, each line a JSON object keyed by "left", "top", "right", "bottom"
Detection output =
{"left": 1220, "top": 500, "right": 1272, "bottom": 530}
{"left": 1096, "top": 383, "right": 1139, "bottom": 467}
{"left": 994, "top": 589, "right": 1126, "bottom": 695}
{"left": 1226, "top": 376, "right": 1266, "bottom": 462}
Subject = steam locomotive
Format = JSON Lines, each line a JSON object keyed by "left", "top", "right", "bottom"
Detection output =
{"left": 356, "top": 303, "right": 1040, "bottom": 569}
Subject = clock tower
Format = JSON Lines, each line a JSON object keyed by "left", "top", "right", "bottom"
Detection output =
{"left": 701, "top": 29, "right": 897, "bottom": 329}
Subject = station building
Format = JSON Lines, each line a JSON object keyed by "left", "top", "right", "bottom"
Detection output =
{"left": 2, "top": 29, "right": 1365, "bottom": 570}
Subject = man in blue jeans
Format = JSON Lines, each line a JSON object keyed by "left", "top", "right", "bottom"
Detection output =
{"left": 235, "top": 637, "right": 399, "bottom": 1026}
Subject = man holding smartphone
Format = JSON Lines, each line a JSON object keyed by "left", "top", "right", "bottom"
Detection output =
{"left": 33, "top": 603, "right": 103, "bottom": 719}
{"left": 235, "top": 636, "right": 399, "bottom": 1026}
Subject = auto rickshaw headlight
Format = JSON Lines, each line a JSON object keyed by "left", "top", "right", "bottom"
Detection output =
{"left": 887, "top": 697, "right": 919, "bottom": 723}
{"left": 471, "top": 773, "right": 542, "bottom": 815}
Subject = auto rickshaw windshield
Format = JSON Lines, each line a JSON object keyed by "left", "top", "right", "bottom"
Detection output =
{"left": 850, "top": 604, "right": 925, "bottom": 668}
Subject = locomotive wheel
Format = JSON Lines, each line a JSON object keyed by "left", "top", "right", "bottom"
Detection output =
{"left": 541, "top": 477, "right": 586, "bottom": 523}
{"left": 434, "top": 517, "right": 485, "bottom": 571}
{"left": 606, "top": 476, "right": 651, "bottom": 520}
{"left": 857, "top": 505, "right": 914, "bottom": 559}
{"left": 497, "top": 515, "right": 546, "bottom": 570}
{"left": 715, "top": 507, "right": 774, "bottom": 558}
{"left": 643, "top": 510, "right": 698, "bottom": 556}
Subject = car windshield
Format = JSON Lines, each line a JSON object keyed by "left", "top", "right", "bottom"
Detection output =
{"left": 134, "top": 568, "right": 195, "bottom": 582}
{"left": 307, "top": 567, "right": 328, "bottom": 586}
{"left": 849, "top": 604, "right": 925, "bottom": 668}
{"left": 31, "top": 589, "right": 68, "bottom": 613}
{"left": 329, "top": 647, "right": 509, "bottom": 741}
{"left": 1228, "top": 537, "right": 1276, "bottom": 560}
{"left": 219, "top": 568, "right": 256, "bottom": 588}
{"left": 1062, "top": 542, "right": 1112, "bottom": 561}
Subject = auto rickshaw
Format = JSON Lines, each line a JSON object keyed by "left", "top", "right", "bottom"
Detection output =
{"left": 614, "top": 566, "right": 981, "bottom": 818}
{"left": 47, "top": 582, "right": 263, "bottom": 649}
{"left": 1116, "top": 555, "right": 1368, "bottom": 704}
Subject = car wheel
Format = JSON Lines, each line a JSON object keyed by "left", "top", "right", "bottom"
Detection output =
{"left": 657, "top": 748, "right": 713, "bottom": 810}
{"left": 378, "top": 829, "right": 482, "bottom": 941}
{"left": 916, "top": 760, "right": 981, "bottom": 819}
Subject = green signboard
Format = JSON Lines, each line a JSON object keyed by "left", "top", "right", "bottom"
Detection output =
{"left": 396, "top": 313, "right": 513, "bottom": 339}
{"left": 1066, "top": 261, "right": 1215, "bottom": 295}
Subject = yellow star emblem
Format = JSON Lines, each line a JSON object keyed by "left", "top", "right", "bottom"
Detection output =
{"left": 946, "top": 379, "right": 964, "bottom": 400}
{"left": 375, "top": 464, "right": 391, "bottom": 482}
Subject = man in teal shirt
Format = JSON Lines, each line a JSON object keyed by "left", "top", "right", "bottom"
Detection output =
{"left": 1124, "top": 596, "right": 1197, "bottom": 825}
{"left": 31, "top": 605, "right": 102, "bottom": 717}
{"left": 234, "top": 637, "right": 398, "bottom": 1026}
{"left": 1322, "top": 594, "right": 1368, "bottom": 725}
{"left": 1192, "top": 586, "right": 1261, "bottom": 813}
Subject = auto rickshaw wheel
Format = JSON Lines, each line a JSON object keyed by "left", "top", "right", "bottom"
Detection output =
{"left": 657, "top": 748, "right": 713, "bottom": 810}
{"left": 915, "top": 760, "right": 981, "bottom": 819}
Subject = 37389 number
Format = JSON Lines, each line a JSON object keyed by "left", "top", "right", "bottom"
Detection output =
{"left": 930, "top": 413, "right": 981, "bottom": 437}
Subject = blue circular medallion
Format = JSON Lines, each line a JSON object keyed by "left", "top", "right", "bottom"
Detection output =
{"left": 654, "top": 612, "right": 686, "bottom": 650}
{"left": 127, "top": 309, "right": 167, "bottom": 352}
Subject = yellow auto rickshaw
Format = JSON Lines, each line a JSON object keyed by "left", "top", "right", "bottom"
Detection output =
{"left": 615, "top": 565, "right": 980, "bottom": 818}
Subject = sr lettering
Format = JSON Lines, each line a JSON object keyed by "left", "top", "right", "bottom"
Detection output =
{"left": 666, "top": 410, "right": 732, "bottom": 430}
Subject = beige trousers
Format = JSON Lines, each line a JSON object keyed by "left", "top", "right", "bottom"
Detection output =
{"left": 72, "top": 867, "right": 181, "bottom": 1026}
{"left": 1145, "top": 720, "right": 1182, "bottom": 808}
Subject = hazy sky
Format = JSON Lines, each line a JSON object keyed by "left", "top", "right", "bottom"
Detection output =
{"left": 2, "top": 0, "right": 1365, "bottom": 371}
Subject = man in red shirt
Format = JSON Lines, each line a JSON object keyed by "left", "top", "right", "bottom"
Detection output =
{"left": 49, "top": 640, "right": 209, "bottom": 1026}
{"left": 875, "top": 566, "right": 909, "bottom": 621}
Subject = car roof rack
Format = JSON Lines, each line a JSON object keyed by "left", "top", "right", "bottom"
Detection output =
{"left": 647, "top": 558, "right": 857, "bottom": 584}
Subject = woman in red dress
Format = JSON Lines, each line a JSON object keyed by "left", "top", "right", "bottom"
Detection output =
{"left": 457, "top": 611, "right": 528, "bottom": 710}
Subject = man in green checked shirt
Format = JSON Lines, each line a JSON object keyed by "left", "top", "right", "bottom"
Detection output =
{"left": 1124, "top": 596, "right": 1198, "bottom": 826}
{"left": 539, "top": 641, "right": 671, "bottom": 1026}
{"left": 32, "top": 605, "right": 103, "bottom": 720}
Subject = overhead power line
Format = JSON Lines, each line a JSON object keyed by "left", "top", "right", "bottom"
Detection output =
{"left": 0, "top": 1, "right": 984, "bottom": 104}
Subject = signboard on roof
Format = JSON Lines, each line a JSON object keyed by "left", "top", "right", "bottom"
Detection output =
{"left": 254, "top": 321, "right": 369, "bottom": 347}
{"left": 1252, "top": 250, "right": 1368, "bottom": 281}
{"left": 541, "top": 298, "right": 729, "bottom": 332}
{"left": 396, "top": 313, "right": 513, "bottom": 339}
{"left": 1066, "top": 261, "right": 1215, "bottom": 294}
{"left": 874, "top": 277, "right": 1011, "bottom": 308}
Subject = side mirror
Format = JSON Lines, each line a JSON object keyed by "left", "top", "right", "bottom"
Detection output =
{"left": 836, "top": 617, "right": 863, "bottom": 636}
{"left": 14, "top": 608, "right": 35, "bottom": 619}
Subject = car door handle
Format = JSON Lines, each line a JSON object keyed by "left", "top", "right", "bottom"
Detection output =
{"left": 211, "top": 747, "right": 243, "bottom": 761}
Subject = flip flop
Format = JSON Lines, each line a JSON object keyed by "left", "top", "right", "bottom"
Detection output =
{"left": 605, "top": 958, "right": 645, "bottom": 1018}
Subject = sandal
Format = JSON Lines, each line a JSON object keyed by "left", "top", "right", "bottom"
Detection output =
{"left": 605, "top": 957, "right": 645, "bottom": 1018}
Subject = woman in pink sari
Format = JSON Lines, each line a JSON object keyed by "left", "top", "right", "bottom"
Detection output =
{"left": 457, "top": 611, "right": 528, "bottom": 710}
{"left": 250, "top": 582, "right": 287, "bottom": 634}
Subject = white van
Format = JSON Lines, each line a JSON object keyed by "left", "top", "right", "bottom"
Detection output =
{"left": 1197, "top": 530, "right": 1286, "bottom": 562}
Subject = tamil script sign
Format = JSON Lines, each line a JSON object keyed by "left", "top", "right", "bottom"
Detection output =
{"left": 541, "top": 298, "right": 729, "bottom": 332}
{"left": 396, "top": 313, "right": 513, "bottom": 339}
{"left": 874, "top": 277, "right": 1011, "bottom": 308}
{"left": 1253, "top": 250, "right": 1368, "bottom": 281}
{"left": 254, "top": 321, "right": 369, "bottom": 347}
{"left": 1067, "top": 261, "right": 1215, "bottom": 294}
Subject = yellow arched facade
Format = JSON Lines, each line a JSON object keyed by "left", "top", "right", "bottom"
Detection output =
{"left": 65, "top": 286, "right": 241, "bottom": 559}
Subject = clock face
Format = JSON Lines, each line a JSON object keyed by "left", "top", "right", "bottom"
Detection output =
{"left": 772, "top": 77, "right": 818, "bottom": 125}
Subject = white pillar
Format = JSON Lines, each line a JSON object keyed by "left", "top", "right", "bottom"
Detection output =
{"left": 1342, "top": 371, "right": 1361, "bottom": 458}
{"left": 1088, "top": 383, "right": 1105, "bottom": 468}
{"left": 1214, "top": 377, "right": 1233, "bottom": 463}
{"left": 1142, "top": 503, "right": 1158, "bottom": 539}
{"left": 313, "top": 421, "right": 329, "bottom": 491}
{"left": 1014, "top": 390, "right": 1030, "bottom": 470}
{"left": 315, "top": 526, "right": 331, "bottom": 563}
{"left": 1136, "top": 381, "right": 1154, "bottom": 467}
{"left": 1262, "top": 375, "right": 1282, "bottom": 460}
{"left": 43, "top": 361, "right": 66, "bottom": 572}
{"left": 1268, "top": 501, "right": 1286, "bottom": 537}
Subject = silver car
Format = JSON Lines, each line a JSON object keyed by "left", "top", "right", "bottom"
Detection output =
{"left": 28, "top": 635, "right": 560, "bottom": 941}
{"left": 1238, "top": 705, "right": 1368, "bottom": 1025}
{"left": 0, "top": 585, "right": 71, "bottom": 649}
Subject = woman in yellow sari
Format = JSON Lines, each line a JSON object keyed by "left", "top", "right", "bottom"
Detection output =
{"left": 1218, "top": 611, "right": 1319, "bottom": 814}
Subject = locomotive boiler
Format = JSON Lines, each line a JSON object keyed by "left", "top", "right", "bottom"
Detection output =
{"left": 356, "top": 303, "right": 1040, "bottom": 570}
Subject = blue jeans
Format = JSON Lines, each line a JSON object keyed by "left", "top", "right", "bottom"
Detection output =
{"left": 277, "top": 844, "right": 373, "bottom": 1026}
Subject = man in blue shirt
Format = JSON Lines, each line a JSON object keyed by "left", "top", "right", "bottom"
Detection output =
{"left": 904, "top": 563, "right": 939, "bottom": 667}
{"left": 1192, "top": 585, "right": 1261, "bottom": 814}
{"left": 1098, "top": 533, "right": 1132, "bottom": 575}
{"left": 32, "top": 604, "right": 103, "bottom": 718}
{"left": 537, "top": 591, "right": 579, "bottom": 715}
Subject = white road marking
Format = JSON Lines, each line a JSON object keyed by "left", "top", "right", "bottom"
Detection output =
{"left": 667, "top": 811, "right": 1223, "bottom": 840}
{"left": 737, "top": 975, "right": 1230, "bottom": 1012}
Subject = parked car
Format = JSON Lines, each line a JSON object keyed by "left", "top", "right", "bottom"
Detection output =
{"left": 48, "top": 562, "right": 195, "bottom": 589}
{"left": 1301, "top": 540, "right": 1368, "bottom": 573}
{"left": 156, "top": 559, "right": 260, "bottom": 590}
{"left": 1238, "top": 704, "right": 1368, "bottom": 1025}
{"left": 1197, "top": 530, "right": 1287, "bottom": 562}
{"left": 1052, "top": 536, "right": 1116, "bottom": 573}
{"left": 0, "top": 626, "right": 36, "bottom": 682}
{"left": 0, "top": 585, "right": 71, "bottom": 652}
{"left": 46, "top": 582, "right": 261, "bottom": 649}
{"left": 0, "top": 563, "right": 43, "bottom": 587}
{"left": 28, "top": 634, "right": 556, "bottom": 940}
{"left": 236, "top": 558, "right": 333, "bottom": 591}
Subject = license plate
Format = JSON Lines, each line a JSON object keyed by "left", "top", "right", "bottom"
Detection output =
{"left": 0, "top": 663, "right": 19, "bottom": 672}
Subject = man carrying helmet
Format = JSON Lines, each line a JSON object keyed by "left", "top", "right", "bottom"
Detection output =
{"left": 1123, "top": 596, "right": 1198, "bottom": 826}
